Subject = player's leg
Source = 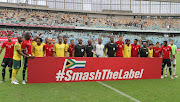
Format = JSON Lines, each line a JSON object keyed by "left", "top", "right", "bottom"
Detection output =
{"left": 165, "top": 65, "right": 168, "bottom": 77}
{"left": 22, "top": 58, "right": 27, "bottom": 84}
{"left": 11, "top": 60, "right": 21, "bottom": 84}
{"left": 1, "top": 58, "right": 8, "bottom": 82}
{"left": 8, "top": 58, "right": 13, "bottom": 80}
{"left": 172, "top": 59, "right": 178, "bottom": 78}
{"left": 161, "top": 59, "right": 166, "bottom": 79}
{"left": 167, "top": 59, "right": 173, "bottom": 79}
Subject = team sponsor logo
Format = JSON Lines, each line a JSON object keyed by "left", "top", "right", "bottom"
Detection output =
{"left": 56, "top": 59, "right": 144, "bottom": 82}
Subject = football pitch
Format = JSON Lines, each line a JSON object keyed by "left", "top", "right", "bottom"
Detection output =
{"left": 0, "top": 50, "right": 180, "bottom": 102}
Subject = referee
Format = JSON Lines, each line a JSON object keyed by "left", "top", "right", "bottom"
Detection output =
{"left": 72, "top": 38, "right": 85, "bottom": 57}
{"left": 104, "top": 36, "right": 117, "bottom": 57}
{"left": 85, "top": 40, "right": 94, "bottom": 57}
{"left": 139, "top": 42, "right": 149, "bottom": 57}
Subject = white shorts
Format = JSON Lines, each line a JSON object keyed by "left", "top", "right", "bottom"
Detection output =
{"left": 171, "top": 58, "right": 176, "bottom": 65}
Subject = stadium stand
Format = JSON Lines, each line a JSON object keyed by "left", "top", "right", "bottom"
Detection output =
{"left": 0, "top": 8, "right": 180, "bottom": 31}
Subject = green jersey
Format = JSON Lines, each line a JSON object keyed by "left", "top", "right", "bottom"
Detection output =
{"left": 169, "top": 44, "right": 177, "bottom": 55}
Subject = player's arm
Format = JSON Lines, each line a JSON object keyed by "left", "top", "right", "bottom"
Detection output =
{"left": 104, "top": 44, "right": 108, "bottom": 57}
{"left": 170, "top": 48, "right": 173, "bottom": 61}
{"left": 32, "top": 33, "right": 42, "bottom": 41}
{"left": 52, "top": 44, "right": 57, "bottom": 58}
{"left": 89, "top": 34, "right": 95, "bottom": 44}
{"left": 15, "top": 44, "right": 29, "bottom": 58}
{"left": 0, "top": 48, "right": 3, "bottom": 55}
{"left": 21, "top": 42, "right": 29, "bottom": 56}
{"left": 65, "top": 45, "right": 68, "bottom": 57}
{"left": 72, "top": 45, "right": 76, "bottom": 57}
{"left": 32, "top": 46, "right": 35, "bottom": 56}
{"left": 175, "top": 46, "right": 177, "bottom": 56}
{"left": 43, "top": 45, "right": 46, "bottom": 57}
{"left": 0, "top": 43, "right": 5, "bottom": 54}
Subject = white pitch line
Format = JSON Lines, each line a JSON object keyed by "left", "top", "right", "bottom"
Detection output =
{"left": 97, "top": 81, "right": 141, "bottom": 102}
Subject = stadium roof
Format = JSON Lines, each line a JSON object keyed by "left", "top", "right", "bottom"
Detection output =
{"left": 140, "top": 0, "right": 180, "bottom": 3}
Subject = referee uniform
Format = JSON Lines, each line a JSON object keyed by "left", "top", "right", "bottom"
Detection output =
{"left": 85, "top": 45, "right": 93, "bottom": 57}
{"left": 105, "top": 42, "right": 117, "bottom": 57}
{"left": 139, "top": 47, "right": 149, "bottom": 57}
{"left": 74, "top": 44, "right": 85, "bottom": 57}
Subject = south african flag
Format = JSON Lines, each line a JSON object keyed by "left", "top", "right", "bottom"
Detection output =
{"left": 65, "top": 59, "right": 86, "bottom": 69}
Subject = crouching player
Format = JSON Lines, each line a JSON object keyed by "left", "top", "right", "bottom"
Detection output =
{"left": 11, "top": 36, "right": 31, "bottom": 84}
{"left": 161, "top": 41, "right": 174, "bottom": 79}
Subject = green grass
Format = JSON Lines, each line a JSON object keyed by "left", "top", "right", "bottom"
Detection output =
{"left": 0, "top": 49, "right": 180, "bottom": 102}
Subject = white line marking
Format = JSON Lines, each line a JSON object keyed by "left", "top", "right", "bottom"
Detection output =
{"left": 97, "top": 81, "right": 141, "bottom": 102}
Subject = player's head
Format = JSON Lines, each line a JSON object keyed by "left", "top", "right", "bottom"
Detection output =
{"left": 170, "top": 40, "right": 174, "bottom": 45}
{"left": 143, "top": 42, "right": 147, "bottom": 48}
{"left": 45, "top": 37, "right": 48, "bottom": 44}
{"left": 125, "top": 39, "right": 128, "bottom": 44}
{"left": 98, "top": 38, "right": 102, "bottom": 44}
{"left": 88, "top": 40, "right": 92, "bottom": 45}
{"left": 118, "top": 36, "right": 123, "bottom": 42}
{"left": 58, "top": 36, "right": 62, "bottom": 43}
{"left": 63, "top": 36, "right": 68, "bottom": 44}
{"left": 149, "top": 43, "right": 153, "bottom": 49}
{"left": 7, "top": 34, "right": 12, "bottom": 42}
{"left": 126, "top": 39, "right": 130, "bottom": 45}
{"left": 161, "top": 43, "right": 163, "bottom": 47}
{"left": 163, "top": 41, "right": 167, "bottom": 46}
{"left": 156, "top": 42, "right": 159, "bottom": 47}
{"left": 52, "top": 38, "right": 56, "bottom": 44}
{"left": 134, "top": 39, "right": 138, "bottom": 45}
{"left": 24, "top": 32, "right": 31, "bottom": 40}
{"left": 17, "top": 36, "right": 23, "bottom": 43}
{"left": 110, "top": 36, "right": 114, "bottom": 43}
{"left": 37, "top": 38, "right": 42, "bottom": 45}
{"left": 48, "top": 38, "right": 52, "bottom": 44}
{"left": 78, "top": 38, "right": 82, "bottom": 44}
{"left": 70, "top": 39, "right": 74, "bottom": 45}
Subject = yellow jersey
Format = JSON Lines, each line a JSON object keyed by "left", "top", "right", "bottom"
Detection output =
{"left": 33, "top": 44, "right": 44, "bottom": 57}
{"left": 31, "top": 41, "right": 37, "bottom": 51}
{"left": 123, "top": 45, "right": 132, "bottom": 58}
{"left": 13, "top": 42, "right": 22, "bottom": 61}
{"left": 148, "top": 49, "right": 153, "bottom": 58}
{"left": 64, "top": 43, "right": 69, "bottom": 52}
{"left": 53, "top": 43, "right": 66, "bottom": 57}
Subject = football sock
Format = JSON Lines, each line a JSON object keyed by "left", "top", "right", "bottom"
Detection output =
{"left": 2, "top": 67, "right": 6, "bottom": 81}
{"left": 23, "top": 67, "right": 27, "bottom": 80}
{"left": 169, "top": 67, "right": 172, "bottom": 76}
{"left": 173, "top": 66, "right": 176, "bottom": 75}
{"left": 12, "top": 69, "right": 19, "bottom": 81}
{"left": 9, "top": 69, "right": 12, "bottom": 79}
{"left": 165, "top": 66, "right": 168, "bottom": 74}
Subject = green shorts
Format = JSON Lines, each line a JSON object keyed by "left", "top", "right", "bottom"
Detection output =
{"left": 13, "top": 60, "right": 21, "bottom": 69}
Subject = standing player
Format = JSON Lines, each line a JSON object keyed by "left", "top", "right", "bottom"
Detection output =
{"left": 0, "top": 34, "right": 15, "bottom": 83}
{"left": 123, "top": 39, "right": 132, "bottom": 58}
{"left": 94, "top": 38, "right": 105, "bottom": 57}
{"left": 168, "top": 40, "right": 178, "bottom": 78}
{"left": 63, "top": 36, "right": 69, "bottom": 57}
{"left": 153, "top": 42, "right": 161, "bottom": 57}
{"left": 131, "top": 39, "right": 140, "bottom": 57}
{"left": 53, "top": 36, "right": 66, "bottom": 57}
{"left": 43, "top": 38, "right": 54, "bottom": 57}
{"left": 115, "top": 36, "right": 124, "bottom": 57}
{"left": 160, "top": 41, "right": 173, "bottom": 79}
{"left": 72, "top": 38, "right": 85, "bottom": 57}
{"left": 148, "top": 43, "right": 153, "bottom": 58}
{"left": 32, "top": 38, "right": 44, "bottom": 57}
{"left": 68, "top": 40, "right": 74, "bottom": 57}
{"left": 22, "top": 32, "right": 39, "bottom": 84}
{"left": 139, "top": 42, "right": 149, "bottom": 57}
{"left": 104, "top": 36, "right": 117, "bottom": 57}
{"left": 11, "top": 36, "right": 30, "bottom": 84}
